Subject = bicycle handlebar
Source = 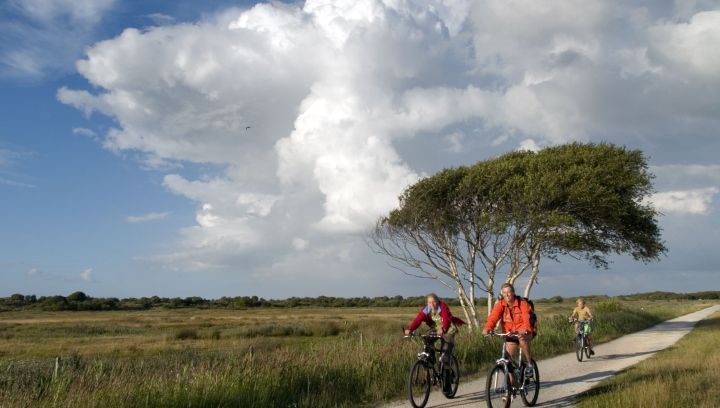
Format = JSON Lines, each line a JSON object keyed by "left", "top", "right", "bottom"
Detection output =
{"left": 484, "top": 331, "right": 521, "bottom": 338}
{"left": 404, "top": 331, "right": 442, "bottom": 339}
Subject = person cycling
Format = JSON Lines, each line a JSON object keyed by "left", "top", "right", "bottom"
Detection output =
{"left": 482, "top": 283, "right": 535, "bottom": 377}
{"left": 404, "top": 293, "right": 465, "bottom": 391}
{"left": 569, "top": 297, "right": 594, "bottom": 355}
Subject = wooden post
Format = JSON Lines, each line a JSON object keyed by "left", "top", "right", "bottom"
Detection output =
{"left": 53, "top": 357, "right": 60, "bottom": 380}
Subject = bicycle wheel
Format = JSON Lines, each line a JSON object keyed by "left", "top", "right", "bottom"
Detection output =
{"left": 441, "top": 355, "right": 460, "bottom": 398}
{"left": 486, "top": 364, "right": 511, "bottom": 408}
{"left": 584, "top": 337, "right": 592, "bottom": 359}
{"left": 520, "top": 359, "right": 540, "bottom": 406}
{"left": 575, "top": 334, "right": 584, "bottom": 362}
{"left": 408, "top": 360, "right": 431, "bottom": 408}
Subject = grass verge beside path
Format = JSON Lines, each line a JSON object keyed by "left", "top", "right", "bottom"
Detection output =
{"left": 576, "top": 309, "right": 720, "bottom": 408}
{"left": 0, "top": 300, "right": 712, "bottom": 407}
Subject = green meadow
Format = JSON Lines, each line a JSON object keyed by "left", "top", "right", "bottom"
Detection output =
{"left": 0, "top": 298, "right": 714, "bottom": 407}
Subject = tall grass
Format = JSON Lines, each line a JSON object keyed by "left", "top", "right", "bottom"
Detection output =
{"left": 576, "top": 311, "right": 720, "bottom": 408}
{"left": 0, "top": 301, "right": 712, "bottom": 407}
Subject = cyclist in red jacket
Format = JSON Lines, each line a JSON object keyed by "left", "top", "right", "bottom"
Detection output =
{"left": 404, "top": 293, "right": 465, "bottom": 366}
{"left": 482, "top": 283, "right": 534, "bottom": 377}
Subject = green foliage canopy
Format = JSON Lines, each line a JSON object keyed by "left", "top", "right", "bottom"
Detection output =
{"left": 373, "top": 143, "right": 666, "bottom": 317}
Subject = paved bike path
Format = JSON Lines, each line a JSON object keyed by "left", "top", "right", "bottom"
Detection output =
{"left": 382, "top": 305, "right": 720, "bottom": 407}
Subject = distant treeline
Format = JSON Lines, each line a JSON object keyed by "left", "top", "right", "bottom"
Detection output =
{"left": 0, "top": 290, "right": 718, "bottom": 312}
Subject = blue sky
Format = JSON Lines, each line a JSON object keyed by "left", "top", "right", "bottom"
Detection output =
{"left": 1, "top": 0, "right": 719, "bottom": 300}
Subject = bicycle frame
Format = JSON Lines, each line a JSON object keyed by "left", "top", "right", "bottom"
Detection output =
{"left": 413, "top": 334, "right": 445, "bottom": 377}
{"left": 489, "top": 333, "right": 526, "bottom": 391}
{"left": 485, "top": 331, "right": 540, "bottom": 407}
{"left": 406, "top": 332, "right": 459, "bottom": 407}
{"left": 571, "top": 319, "right": 592, "bottom": 362}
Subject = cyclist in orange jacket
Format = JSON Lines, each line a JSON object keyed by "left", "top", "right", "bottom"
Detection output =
{"left": 482, "top": 283, "right": 534, "bottom": 376}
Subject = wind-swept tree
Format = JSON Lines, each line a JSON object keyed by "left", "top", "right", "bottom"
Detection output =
{"left": 371, "top": 143, "right": 666, "bottom": 330}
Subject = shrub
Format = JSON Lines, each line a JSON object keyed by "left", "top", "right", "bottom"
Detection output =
{"left": 173, "top": 329, "right": 199, "bottom": 340}
{"left": 210, "top": 329, "right": 221, "bottom": 340}
{"left": 595, "top": 300, "right": 626, "bottom": 313}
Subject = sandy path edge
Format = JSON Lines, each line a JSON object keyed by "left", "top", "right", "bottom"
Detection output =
{"left": 381, "top": 305, "right": 720, "bottom": 408}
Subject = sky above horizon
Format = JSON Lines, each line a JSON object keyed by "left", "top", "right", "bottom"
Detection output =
{"left": 1, "top": 0, "right": 719, "bottom": 300}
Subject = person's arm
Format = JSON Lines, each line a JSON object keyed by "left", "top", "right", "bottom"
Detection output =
{"left": 483, "top": 301, "right": 503, "bottom": 334}
{"left": 569, "top": 307, "right": 578, "bottom": 320}
{"left": 519, "top": 299, "right": 532, "bottom": 334}
{"left": 407, "top": 308, "right": 427, "bottom": 333}
{"left": 586, "top": 307, "right": 594, "bottom": 321}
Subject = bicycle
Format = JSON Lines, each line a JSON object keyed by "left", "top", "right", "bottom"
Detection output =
{"left": 484, "top": 332, "right": 540, "bottom": 408}
{"left": 571, "top": 319, "right": 593, "bottom": 362}
{"left": 405, "top": 331, "right": 460, "bottom": 408}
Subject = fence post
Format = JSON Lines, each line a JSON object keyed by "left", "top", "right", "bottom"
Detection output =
{"left": 53, "top": 357, "right": 60, "bottom": 380}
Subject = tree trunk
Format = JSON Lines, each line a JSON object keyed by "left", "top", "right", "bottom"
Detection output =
{"left": 457, "top": 283, "right": 480, "bottom": 330}
{"left": 456, "top": 287, "right": 474, "bottom": 331}
{"left": 447, "top": 253, "right": 479, "bottom": 330}
{"left": 486, "top": 277, "right": 494, "bottom": 316}
{"left": 523, "top": 248, "right": 541, "bottom": 298}
{"left": 469, "top": 270, "right": 476, "bottom": 314}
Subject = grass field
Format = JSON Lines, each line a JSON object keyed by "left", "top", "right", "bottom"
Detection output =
{"left": 576, "top": 310, "right": 720, "bottom": 408}
{"left": 0, "top": 299, "right": 714, "bottom": 407}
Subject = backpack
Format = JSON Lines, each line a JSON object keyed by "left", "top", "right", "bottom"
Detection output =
{"left": 523, "top": 297, "right": 538, "bottom": 334}
{"left": 505, "top": 297, "right": 538, "bottom": 335}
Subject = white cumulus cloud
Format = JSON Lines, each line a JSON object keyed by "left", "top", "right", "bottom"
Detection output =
{"left": 648, "top": 11, "right": 720, "bottom": 80}
{"left": 648, "top": 187, "right": 719, "bottom": 215}
{"left": 126, "top": 212, "right": 169, "bottom": 223}
{"left": 292, "top": 237, "right": 309, "bottom": 251}
{"left": 59, "top": 0, "right": 720, "bottom": 279}
{"left": 72, "top": 127, "right": 97, "bottom": 139}
{"left": 80, "top": 267, "right": 93, "bottom": 282}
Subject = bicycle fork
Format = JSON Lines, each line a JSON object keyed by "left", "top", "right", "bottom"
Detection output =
{"left": 491, "top": 359, "right": 520, "bottom": 401}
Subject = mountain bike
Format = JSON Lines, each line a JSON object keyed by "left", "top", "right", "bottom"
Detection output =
{"left": 571, "top": 319, "right": 593, "bottom": 362}
{"left": 484, "top": 332, "right": 540, "bottom": 408}
{"left": 405, "top": 332, "right": 460, "bottom": 408}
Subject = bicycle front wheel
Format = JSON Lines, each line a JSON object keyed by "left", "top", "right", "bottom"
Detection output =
{"left": 575, "top": 334, "right": 584, "bottom": 362}
{"left": 408, "top": 360, "right": 431, "bottom": 408}
{"left": 486, "top": 364, "right": 511, "bottom": 408}
{"left": 520, "top": 359, "right": 540, "bottom": 406}
{"left": 441, "top": 355, "right": 460, "bottom": 398}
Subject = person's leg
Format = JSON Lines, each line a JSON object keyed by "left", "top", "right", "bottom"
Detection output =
{"left": 501, "top": 342, "right": 517, "bottom": 402}
{"left": 503, "top": 341, "right": 520, "bottom": 388}
{"left": 519, "top": 335, "right": 533, "bottom": 362}
{"left": 519, "top": 335, "right": 535, "bottom": 377}
{"left": 440, "top": 333, "right": 455, "bottom": 364}
{"left": 504, "top": 342, "right": 518, "bottom": 363}
{"left": 441, "top": 333, "right": 455, "bottom": 392}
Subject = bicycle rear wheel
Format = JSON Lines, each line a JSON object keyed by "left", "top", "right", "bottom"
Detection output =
{"left": 408, "top": 360, "right": 431, "bottom": 408}
{"left": 486, "top": 364, "right": 511, "bottom": 408}
{"left": 520, "top": 359, "right": 540, "bottom": 406}
{"left": 575, "top": 334, "right": 584, "bottom": 362}
{"left": 441, "top": 355, "right": 460, "bottom": 398}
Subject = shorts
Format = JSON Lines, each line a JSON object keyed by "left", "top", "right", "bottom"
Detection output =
{"left": 505, "top": 333, "right": 534, "bottom": 344}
